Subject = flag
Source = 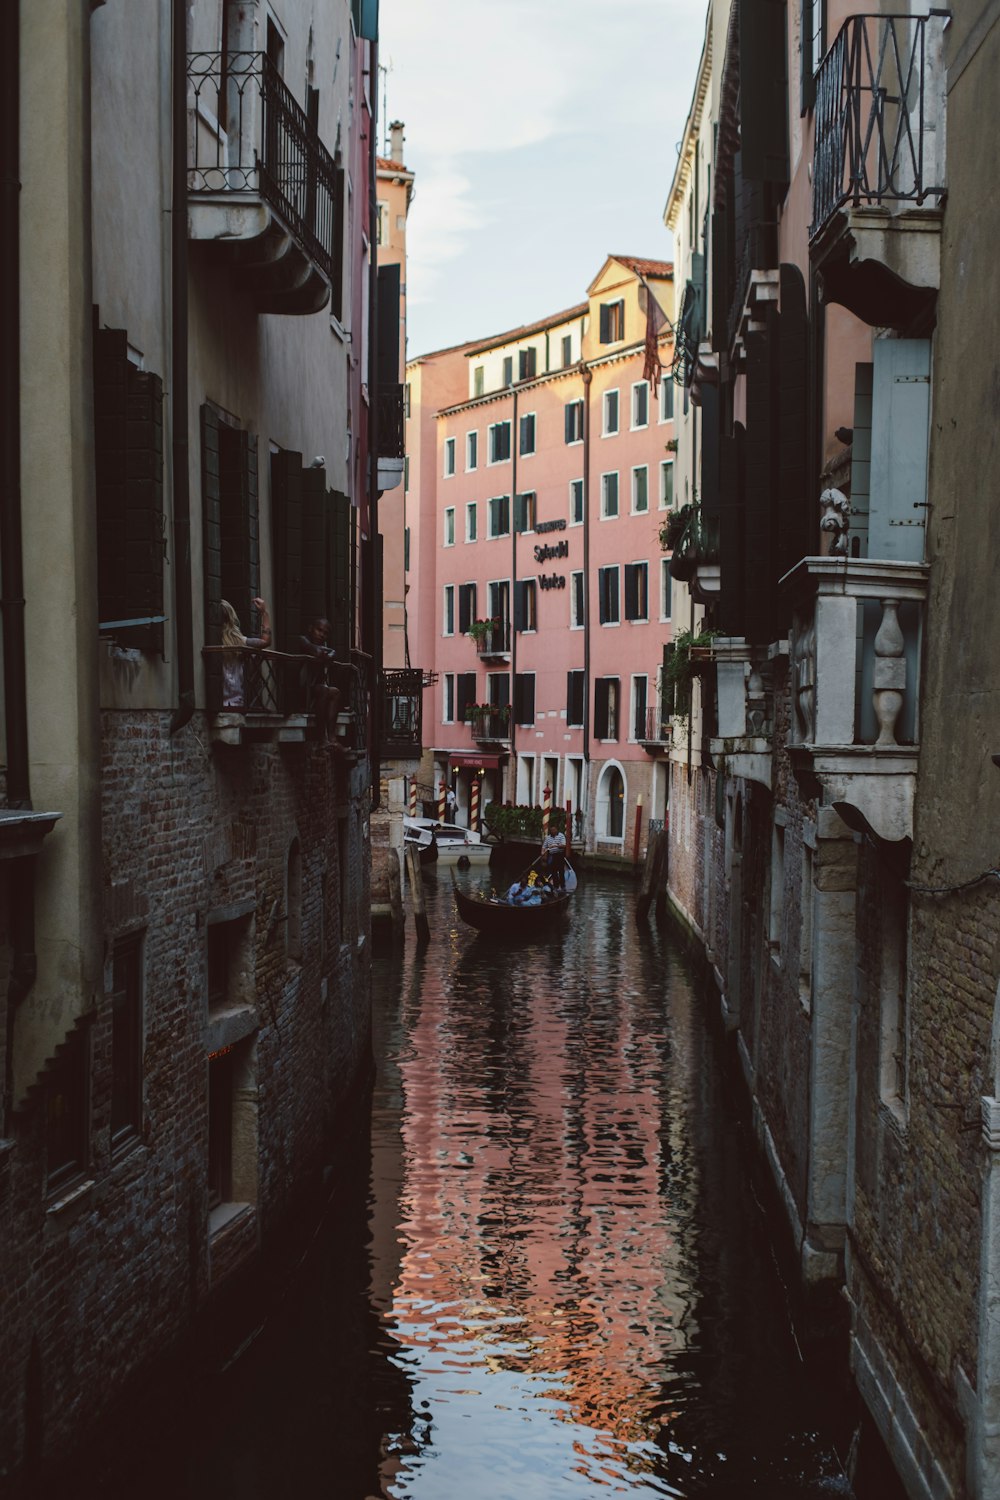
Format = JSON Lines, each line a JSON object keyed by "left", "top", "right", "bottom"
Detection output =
{"left": 640, "top": 277, "right": 670, "bottom": 389}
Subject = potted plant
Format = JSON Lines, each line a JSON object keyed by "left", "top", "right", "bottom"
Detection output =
{"left": 665, "top": 627, "right": 718, "bottom": 721}
{"left": 468, "top": 616, "right": 501, "bottom": 648}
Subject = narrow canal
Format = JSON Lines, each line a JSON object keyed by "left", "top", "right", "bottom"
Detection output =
{"left": 82, "top": 864, "right": 858, "bottom": 1498}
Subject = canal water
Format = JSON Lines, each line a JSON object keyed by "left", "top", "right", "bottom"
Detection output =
{"left": 80, "top": 863, "right": 857, "bottom": 1499}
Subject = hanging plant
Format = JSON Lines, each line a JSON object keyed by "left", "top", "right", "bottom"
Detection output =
{"left": 665, "top": 627, "right": 718, "bottom": 723}
{"left": 467, "top": 617, "right": 500, "bottom": 645}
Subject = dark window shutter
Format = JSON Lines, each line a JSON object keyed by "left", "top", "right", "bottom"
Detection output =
{"left": 502, "top": 356, "right": 513, "bottom": 387}
{"left": 776, "top": 264, "right": 810, "bottom": 598}
{"left": 271, "top": 447, "right": 304, "bottom": 659}
{"left": 599, "top": 304, "right": 610, "bottom": 343}
{"left": 719, "top": 424, "right": 747, "bottom": 637}
{"left": 490, "top": 673, "right": 510, "bottom": 711}
{"left": 565, "top": 404, "right": 575, "bottom": 443}
{"left": 624, "top": 564, "right": 639, "bottom": 621}
{"left": 514, "top": 673, "right": 534, "bottom": 724}
{"left": 327, "top": 488, "right": 352, "bottom": 659}
{"left": 740, "top": 0, "right": 789, "bottom": 184}
{"left": 458, "top": 583, "right": 476, "bottom": 635}
{"left": 662, "top": 644, "right": 676, "bottom": 717}
{"left": 377, "top": 264, "right": 401, "bottom": 385}
{"left": 513, "top": 580, "right": 527, "bottom": 633}
{"left": 456, "top": 672, "right": 476, "bottom": 722}
{"left": 711, "top": 198, "right": 731, "bottom": 354}
{"left": 595, "top": 678, "right": 609, "bottom": 737}
{"left": 700, "top": 382, "right": 721, "bottom": 525}
{"left": 331, "top": 167, "right": 346, "bottom": 322}
{"left": 201, "top": 405, "right": 223, "bottom": 703}
{"left": 744, "top": 307, "right": 780, "bottom": 644}
{"left": 567, "top": 670, "right": 584, "bottom": 726}
{"left": 218, "top": 426, "right": 258, "bottom": 620}
{"left": 300, "top": 464, "right": 328, "bottom": 637}
{"left": 800, "top": 0, "right": 816, "bottom": 112}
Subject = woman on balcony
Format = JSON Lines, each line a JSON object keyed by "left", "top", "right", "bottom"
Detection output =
{"left": 221, "top": 597, "right": 271, "bottom": 709}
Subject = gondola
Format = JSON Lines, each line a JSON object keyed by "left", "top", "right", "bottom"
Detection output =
{"left": 452, "top": 879, "right": 573, "bottom": 935}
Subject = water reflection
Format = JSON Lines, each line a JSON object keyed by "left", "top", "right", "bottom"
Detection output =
{"left": 372, "top": 867, "right": 851, "bottom": 1498}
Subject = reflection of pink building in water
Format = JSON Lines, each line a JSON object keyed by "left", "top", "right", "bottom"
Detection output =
{"left": 406, "top": 258, "right": 676, "bottom": 859}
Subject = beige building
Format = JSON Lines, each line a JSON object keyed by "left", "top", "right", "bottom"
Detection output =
{"left": 1, "top": 0, "right": 394, "bottom": 1480}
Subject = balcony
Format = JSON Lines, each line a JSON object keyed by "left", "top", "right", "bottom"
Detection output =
{"left": 783, "top": 558, "right": 929, "bottom": 843}
{"left": 187, "top": 51, "right": 338, "bottom": 314}
{"left": 376, "top": 384, "right": 406, "bottom": 493}
{"left": 667, "top": 501, "right": 720, "bottom": 606}
{"left": 203, "top": 647, "right": 366, "bottom": 757}
{"left": 465, "top": 705, "right": 510, "bottom": 744}
{"left": 709, "top": 638, "right": 776, "bottom": 788}
{"left": 636, "top": 706, "right": 672, "bottom": 755}
{"left": 379, "top": 668, "right": 423, "bottom": 760}
{"left": 810, "top": 14, "right": 947, "bottom": 328}
{"left": 469, "top": 619, "right": 511, "bottom": 663}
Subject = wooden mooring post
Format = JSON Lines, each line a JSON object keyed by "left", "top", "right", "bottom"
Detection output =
{"left": 636, "top": 828, "right": 668, "bottom": 927}
{"left": 405, "top": 843, "right": 430, "bottom": 945}
{"left": 386, "top": 850, "right": 405, "bottom": 944}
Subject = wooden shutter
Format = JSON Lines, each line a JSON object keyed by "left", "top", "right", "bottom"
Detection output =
{"left": 489, "top": 673, "right": 510, "bottom": 711}
{"left": 219, "top": 425, "right": 258, "bottom": 618}
{"left": 271, "top": 448, "right": 303, "bottom": 656}
{"left": 700, "top": 382, "right": 721, "bottom": 531}
{"left": 513, "top": 580, "right": 527, "bottom": 633}
{"left": 743, "top": 307, "right": 780, "bottom": 644}
{"left": 776, "top": 264, "right": 810, "bottom": 597}
{"left": 868, "top": 339, "right": 930, "bottom": 563}
{"left": 328, "top": 488, "right": 353, "bottom": 658}
{"left": 377, "top": 264, "right": 401, "bottom": 384}
{"left": 514, "top": 673, "right": 535, "bottom": 725}
{"left": 201, "top": 405, "right": 223, "bottom": 704}
{"left": 624, "top": 564, "right": 640, "bottom": 621}
{"left": 740, "top": 0, "right": 789, "bottom": 185}
{"left": 300, "top": 464, "right": 327, "bottom": 636}
{"left": 594, "top": 678, "right": 610, "bottom": 738}
{"left": 456, "top": 672, "right": 476, "bottom": 722}
{"left": 719, "top": 424, "right": 747, "bottom": 637}
{"left": 800, "top": 0, "right": 816, "bottom": 113}
{"left": 458, "top": 583, "right": 476, "bottom": 634}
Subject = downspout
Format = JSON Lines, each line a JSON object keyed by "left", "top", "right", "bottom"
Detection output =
{"left": 169, "top": 0, "right": 194, "bottom": 734}
{"left": 2, "top": 0, "right": 37, "bottom": 1130}
{"left": 509, "top": 382, "right": 518, "bottom": 783}
{"left": 580, "top": 361, "right": 593, "bottom": 787}
{"left": 366, "top": 39, "right": 382, "bottom": 807}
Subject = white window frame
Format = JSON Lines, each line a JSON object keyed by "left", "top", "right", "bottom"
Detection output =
{"left": 488, "top": 420, "right": 511, "bottom": 466}
{"left": 443, "top": 673, "right": 455, "bottom": 724}
{"left": 631, "top": 381, "right": 650, "bottom": 430}
{"left": 660, "top": 557, "right": 672, "bottom": 621}
{"left": 443, "top": 436, "right": 456, "bottom": 477}
{"left": 466, "top": 431, "right": 478, "bottom": 471}
{"left": 565, "top": 400, "right": 584, "bottom": 445}
{"left": 631, "top": 465, "right": 649, "bottom": 514}
{"left": 658, "top": 376, "right": 674, "bottom": 423}
{"left": 601, "top": 471, "right": 619, "bottom": 520}
{"left": 598, "top": 564, "right": 620, "bottom": 625}
{"left": 443, "top": 584, "right": 455, "bottom": 637}
{"left": 444, "top": 507, "right": 455, "bottom": 547}
{"left": 465, "top": 501, "right": 477, "bottom": 543}
{"left": 659, "top": 458, "right": 674, "bottom": 510}
{"left": 602, "top": 388, "right": 620, "bottom": 438}
{"left": 569, "top": 478, "right": 584, "bottom": 527}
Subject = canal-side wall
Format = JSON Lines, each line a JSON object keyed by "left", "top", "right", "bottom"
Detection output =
{"left": 0, "top": 712, "right": 372, "bottom": 1482}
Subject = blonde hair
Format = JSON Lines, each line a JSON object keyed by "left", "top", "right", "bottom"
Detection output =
{"left": 220, "top": 600, "right": 247, "bottom": 649}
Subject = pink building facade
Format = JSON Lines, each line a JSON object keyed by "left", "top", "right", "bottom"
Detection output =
{"left": 407, "top": 257, "right": 676, "bottom": 860}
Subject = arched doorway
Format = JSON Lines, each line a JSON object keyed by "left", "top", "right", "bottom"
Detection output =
{"left": 596, "top": 762, "right": 626, "bottom": 841}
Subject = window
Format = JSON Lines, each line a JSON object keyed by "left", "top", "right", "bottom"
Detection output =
{"left": 466, "top": 431, "right": 478, "bottom": 471}
{"left": 561, "top": 334, "right": 573, "bottom": 367}
{"left": 567, "top": 670, "right": 585, "bottom": 727}
{"left": 443, "top": 584, "right": 455, "bottom": 635}
{"left": 376, "top": 199, "right": 388, "bottom": 245}
{"left": 474, "top": 365, "right": 485, "bottom": 397}
{"left": 631, "top": 382, "right": 649, "bottom": 429}
{"left": 46, "top": 1024, "right": 90, "bottom": 1193}
{"left": 458, "top": 582, "right": 477, "bottom": 634}
{"left": 110, "top": 935, "right": 143, "bottom": 1149}
{"left": 570, "top": 570, "right": 585, "bottom": 628}
{"left": 601, "top": 472, "right": 619, "bottom": 519}
{"left": 660, "top": 459, "right": 674, "bottom": 510}
{"left": 514, "top": 491, "right": 536, "bottom": 533}
{"left": 465, "top": 501, "right": 478, "bottom": 543}
{"left": 404, "top": 382, "right": 411, "bottom": 417}
{"left": 444, "top": 507, "right": 455, "bottom": 546}
{"left": 514, "top": 672, "right": 536, "bottom": 725}
{"left": 456, "top": 672, "right": 476, "bottom": 723}
{"left": 488, "top": 671, "right": 510, "bottom": 722}
{"left": 207, "top": 914, "right": 253, "bottom": 1014}
{"left": 404, "top": 526, "right": 410, "bottom": 570}
{"left": 564, "top": 400, "right": 584, "bottom": 444}
{"left": 487, "top": 579, "right": 511, "bottom": 640}
{"left": 489, "top": 421, "right": 511, "bottom": 464}
{"left": 444, "top": 673, "right": 455, "bottom": 723}
{"left": 599, "top": 300, "right": 625, "bottom": 343}
{"left": 632, "top": 466, "right": 649, "bottom": 514}
{"left": 502, "top": 356, "right": 513, "bottom": 387}
{"left": 444, "top": 437, "right": 456, "bottom": 476}
{"left": 769, "top": 820, "right": 786, "bottom": 954}
{"left": 519, "top": 413, "right": 536, "bottom": 456}
{"left": 602, "top": 389, "right": 619, "bottom": 436}
{"left": 514, "top": 578, "right": 537, "bottom": 632}
{"left": 570, "top": 478, "right": 584, "bottom": 525}
{"left": 624, "top": 561, "right": 649, "bottom": 621}
{"left": 488, "top": 495, "right": 510, "bottom": 538}
{"left": 594, "top": 677, "right": 620, "bottom": 739}
{"left": 598, "top": 565, "right": 620, "bottom": 623}
{"left": 660, "top": 558, "right": 672, "bottom": 620}
{"left": 519, "top": 348, "right": 537, "bottom": 381}
{"left": 630, "top": 675, "right": 648, "bottom": 740}
{"left": 659, "top": 377, "right": 674, "bottom": 422}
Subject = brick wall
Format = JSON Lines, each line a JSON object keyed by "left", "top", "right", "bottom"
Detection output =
{"left": 0, "top": 710, "right": 372, "bottom": 1477}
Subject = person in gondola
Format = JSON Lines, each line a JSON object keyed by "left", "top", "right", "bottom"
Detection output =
{"left": 540, "top": 825, "right": 567, "bottom": 889}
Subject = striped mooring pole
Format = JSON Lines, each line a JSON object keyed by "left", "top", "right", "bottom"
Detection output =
{"left": 542, "top": 784, "right": 552, "bottom": 838}
{"left": 470, "top": 775, "right": 480, "bottom": 833}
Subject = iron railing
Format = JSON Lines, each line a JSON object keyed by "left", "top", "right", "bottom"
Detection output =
{"left": 188, "top": 51, "right": 338, "bottom": 284}
{"left": 380, "top": 669, "right": 423, "bottom": 756}
{"left": 203, "top": 647, "right": 366, "bottom": 749}
{"left": 639, "top": 707, "right": 671, "bottom": 744}
{"left": 811, "top": 14, "right": 947, "bottom": 240}
{"left": 376, "top": 385, "right": 406, "bottom": 460}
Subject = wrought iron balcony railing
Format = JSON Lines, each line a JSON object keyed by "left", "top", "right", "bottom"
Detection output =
{"left": 188, "top": 51, "right": 338, "bottom": 285}
{"left": 379, "top": 668, "right": 423, "bottom": 757}
{"left": 811, "top": 14, "right": 947, "bottom": 241}
{"left": 203, "top": 647, "right": 367, "bottom": 755}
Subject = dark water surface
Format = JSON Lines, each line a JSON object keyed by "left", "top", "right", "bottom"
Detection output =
{"left": 83, "top": 865, "right": 856, "bottom": 1499}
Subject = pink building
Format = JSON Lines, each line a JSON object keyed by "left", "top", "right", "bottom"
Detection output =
{"left": 407, "top": 256, "right": 676, "bottom": 860}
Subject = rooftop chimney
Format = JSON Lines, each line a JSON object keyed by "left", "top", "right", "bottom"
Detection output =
{"left": 389, "top": 120, "right": 405, "bottom": 166}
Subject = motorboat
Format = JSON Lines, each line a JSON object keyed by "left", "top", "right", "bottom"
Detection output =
{"left": 403, "top": 816, "right": 493, "bottom": 867}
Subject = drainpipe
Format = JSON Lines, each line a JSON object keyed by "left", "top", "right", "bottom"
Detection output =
{"left": 509, "top": 382, "right": 518, "bottom": 786}
{"left": 169, "top": 0, "right": 194, "bottom": 735}
{"left": 580, "top": 361, "right": 593, "bottom": 794}
{"left": 366, "top": 40, "right": 382, "bottom": 807}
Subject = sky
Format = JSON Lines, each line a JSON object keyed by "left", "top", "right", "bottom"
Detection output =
{"left": 377, "top": 0, "right": 709, "bottom": 359}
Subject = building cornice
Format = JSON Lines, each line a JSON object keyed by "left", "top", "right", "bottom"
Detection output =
{"left": 664, "top": 8, "right": 715, "bottom": 231}
{"left": 433, "top": 335, "right": 673, "bottom": 420}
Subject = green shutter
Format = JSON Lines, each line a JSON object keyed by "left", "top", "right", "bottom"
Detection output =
{"left": 201, "top": 404, "right": 223, "bottom": 704}
{"left": 741, "top": 0, "right": 789, "bottom": 184}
